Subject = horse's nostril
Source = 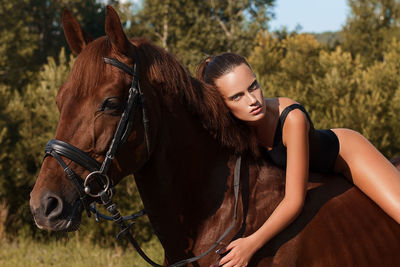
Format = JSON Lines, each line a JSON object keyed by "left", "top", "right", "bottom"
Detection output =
{"left": 43, "top": 193, "right": 63, "bottom": 219}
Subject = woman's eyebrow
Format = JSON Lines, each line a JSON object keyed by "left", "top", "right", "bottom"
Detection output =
{"left": 247, "top": 79, "right": 257, "bottom": 91}
{"left": 227, "top": 79, "right": 258, "bottom": 99}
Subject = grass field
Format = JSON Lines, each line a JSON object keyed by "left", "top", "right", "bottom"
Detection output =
{"left": 0, "top": 235, "right": 163, "bottom": 267}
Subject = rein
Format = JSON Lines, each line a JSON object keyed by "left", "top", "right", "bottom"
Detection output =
{"left": 44, "top": 54, "right": 242, "bottom": 266}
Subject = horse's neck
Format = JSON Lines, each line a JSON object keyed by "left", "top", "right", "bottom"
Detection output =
{"left": 134, "top": 101, "right": 235, "bottom": 255}
{"left": 137, "top": 103, "right": 231, "bottom": 210}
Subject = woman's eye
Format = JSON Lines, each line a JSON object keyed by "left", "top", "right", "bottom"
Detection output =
{"left": 248, "top": 79, "right": 260, "bottom": 92}
{"left": 249, "top": 83, "right": 259, "bottom": 92}
{"left": 231, "top": 94, "right": 242, "bottom": 101}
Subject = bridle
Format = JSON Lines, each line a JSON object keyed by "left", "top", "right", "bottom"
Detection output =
{"left": 45, "top": 51, "right": 149, "bottom": 208}
{"left": 43, "top": 51, "right": 241, "bottom": 266}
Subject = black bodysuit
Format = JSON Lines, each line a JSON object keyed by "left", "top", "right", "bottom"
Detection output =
{"left": 265, "top": 103, "right": 340, "bottom": 173}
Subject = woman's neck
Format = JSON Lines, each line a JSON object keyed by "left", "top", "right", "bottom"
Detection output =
{"left": 249, "top": 98, "right": 280, "bottom": 149}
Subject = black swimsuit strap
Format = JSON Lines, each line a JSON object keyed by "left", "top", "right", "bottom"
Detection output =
{"left": 272, "top": 103, "right": 313, "bottom": 147}
{"left": 279, "top": 103, "right": 313, "bottom": 131}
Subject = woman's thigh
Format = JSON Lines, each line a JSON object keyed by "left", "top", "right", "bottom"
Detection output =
{"left": 331, "top": 128, "right": 400, "bottom": 222}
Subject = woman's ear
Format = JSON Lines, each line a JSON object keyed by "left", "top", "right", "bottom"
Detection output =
{"left": 62, "top": 9, "right": 93, "bottom": 55}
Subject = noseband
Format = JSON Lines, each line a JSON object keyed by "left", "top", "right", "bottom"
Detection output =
{"left": 43, "top": 52, "right": 241, "bottom": 267}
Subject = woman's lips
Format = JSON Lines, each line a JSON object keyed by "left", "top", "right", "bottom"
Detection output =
{"left": 250, "top": 105, "right": 262, "bottom": 115}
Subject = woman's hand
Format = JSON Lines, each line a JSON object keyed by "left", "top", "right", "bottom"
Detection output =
{"left": 211, "top": 237, "right": 258, "bottom": 267}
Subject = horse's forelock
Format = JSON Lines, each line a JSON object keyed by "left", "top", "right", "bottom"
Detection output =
{"left": 68, "top": 36, "right": 112, "bottom": 98}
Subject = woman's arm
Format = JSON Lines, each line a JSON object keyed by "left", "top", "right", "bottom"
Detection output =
{"left": 213, "top": 108, "right": 310, "bottom": 267}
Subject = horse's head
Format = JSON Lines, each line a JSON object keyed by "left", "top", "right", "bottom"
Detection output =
{"left": 30, "top": 6, "right": 152, "bottom": 231}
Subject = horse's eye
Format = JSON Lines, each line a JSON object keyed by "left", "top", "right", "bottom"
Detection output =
{"left": 100, "top": 97, "right": 123, "bottom": 114}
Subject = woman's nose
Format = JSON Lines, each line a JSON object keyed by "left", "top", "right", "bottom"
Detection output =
{"left": 247, "top": 92, "right": 257, "bottom": 105}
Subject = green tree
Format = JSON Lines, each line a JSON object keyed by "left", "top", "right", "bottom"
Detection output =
{"left": 353, "top": 39, "right": 400, "bottom": 156}
{"left": 342, "top": 0, "right": 400, "bottom": 65}
{"left": 0, "top": 85, "right": 20, "bottom": 203}
{"left": 250, "top": 33, "right": 322, "bottom": 104}
{"left": 0, "top": 0, "right": 106, "bottom": 90}
{"left": 0, "top": 48, "right": 72, "bottom": 235}
{"left": 309, "top": 47, "right": 362, "bottom": 130}
{"left": 129, "top": 0, "right": 275, "bottom": 69}
{"left": 0, "top": 0, "right": 38, "bottom": 88}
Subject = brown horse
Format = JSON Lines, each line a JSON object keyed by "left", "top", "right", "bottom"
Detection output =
{"left": 30, "top": 6, "right": 400, "bottom": 266}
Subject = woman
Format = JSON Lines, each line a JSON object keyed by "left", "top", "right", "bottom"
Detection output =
{"left": 196, "top": 53, "right": 400, "bottom": 267}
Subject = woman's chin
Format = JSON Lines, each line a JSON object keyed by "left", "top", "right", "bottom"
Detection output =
{"left": 243, "top": 112, "right": 266, "bottom": 125}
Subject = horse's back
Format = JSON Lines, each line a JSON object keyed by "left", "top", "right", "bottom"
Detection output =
{"left": 294, "top": 180, "right": 400, "bottom": 266}
{"left": 247, "top": 163, "right": 400, "bottom": 266}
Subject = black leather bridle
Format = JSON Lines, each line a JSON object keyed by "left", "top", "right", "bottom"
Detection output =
{"left": 44, "top": 53, "right": 149, "bottom": 214}
{"left": 43, "top": 52, "right": 241, "bottom": 266}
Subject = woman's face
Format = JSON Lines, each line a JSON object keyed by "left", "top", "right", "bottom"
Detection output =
{"left": 215, "top": 63, "right": 266, "bottom": 123}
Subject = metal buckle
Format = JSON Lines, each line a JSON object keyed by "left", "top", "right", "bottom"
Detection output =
{"left": 84, "top": 171, "right": 111, "bottom": 198}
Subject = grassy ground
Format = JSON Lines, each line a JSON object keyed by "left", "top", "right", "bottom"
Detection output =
{"left": 0, "top": 235, "right": 163, "bottom": 267}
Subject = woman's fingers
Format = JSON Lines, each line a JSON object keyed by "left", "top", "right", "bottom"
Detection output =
{"left": 212, "top": 239, "right": 250, "bottom": 267}
{"left": 219, "top": 259, "right": 239, "bottom": 267}
{"left": 216, "top": 246, "right": 227, "bottom": 255}
{"left": 210, "top": 249, "right": 234, "bottom": 267}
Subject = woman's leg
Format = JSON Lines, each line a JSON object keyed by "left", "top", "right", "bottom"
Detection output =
{"left": 331, "top": 128, "right": 400, "bottom": 223}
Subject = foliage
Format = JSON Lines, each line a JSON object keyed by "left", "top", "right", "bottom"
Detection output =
{"left": 341, "top": 0, "right": 400, "bottom": 65}
{"left": 0, "top": 48, "right": 71, "bottom": 236}
{"left": 0, "top": 0, "right": 106, "bottom": 90}
{"left": 250, "top": 33, "right": 323, "bottom": 102}
{"left": 0, "top": 0, "right": 37, "bottom": 88}
{"left": 312, "top": 31, "right": 343, "bottom": 50}
{"left": 248, "top": 31, "right": 284, "bottom": 76}
{"left": 128, "top": 0, "right": 275, "bottom": 69}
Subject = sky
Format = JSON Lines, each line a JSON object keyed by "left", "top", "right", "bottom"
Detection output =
{"left": 119, "top": 0, "right": 350, "bottom": 34}
{"left": 268, "top": 0, "right": 350, "bottom": 33}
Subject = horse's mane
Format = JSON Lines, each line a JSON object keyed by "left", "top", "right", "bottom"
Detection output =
{"left": 68, "top": 36, "right": 259, "bottom": 155}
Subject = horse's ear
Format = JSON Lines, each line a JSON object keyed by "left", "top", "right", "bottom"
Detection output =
{"left": 105, "top": 5, "right": 133, "bottom": 56}
{"left": 62, "top": 9, "right": 93, "bottom": 55}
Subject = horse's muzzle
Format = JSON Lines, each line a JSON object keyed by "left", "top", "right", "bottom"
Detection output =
{"left": 30, "top": 191, "right": 82, "bottom": 232}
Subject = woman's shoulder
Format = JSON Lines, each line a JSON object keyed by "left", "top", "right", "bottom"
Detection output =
{"left": 271, "top": 97, "right": 308, "bottom": 126}
{"left": 277, "top": 97, "right": 299, "bottom": 111}
{"left": 265, "top": 97, "right": 300, "bottom": 115}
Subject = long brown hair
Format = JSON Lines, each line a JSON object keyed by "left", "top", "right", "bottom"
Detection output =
{"left": 196, "top": 53, "right": 259, "bottom": 155}
{"left": 196, "top": 53, "right": 252, "bottom": 85}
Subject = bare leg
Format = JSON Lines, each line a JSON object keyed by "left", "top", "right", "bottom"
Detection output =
{"left": 331, "top": 128, "right": 400, "bottom": 223}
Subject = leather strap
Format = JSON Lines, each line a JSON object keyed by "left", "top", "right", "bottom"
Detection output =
{"left": 104, "top": 57, "right": 134, "bottom": 76}
{"left": 46, "top": 148, "right": 92, "bottom": 216}
{"left": 103, "top": 55, "right": 151, "bottom": 159}
{"left": 45, "top": 139, "right": 101, "bottom": 172}
{"left": 99, "top": 83, "right": 140, "bottom": 176}
{"left": 119, "top": 156, "right": 242, "bottom": 267}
